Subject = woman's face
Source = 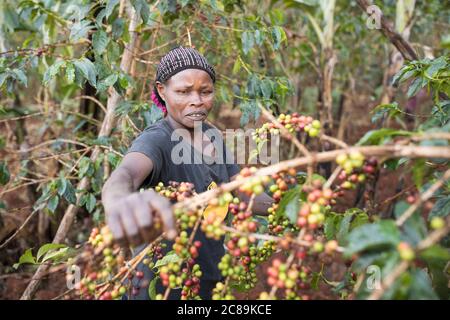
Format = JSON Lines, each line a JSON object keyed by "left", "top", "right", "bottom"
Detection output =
{"left": 156, "top": 69, "right": 215, "bottom": 130}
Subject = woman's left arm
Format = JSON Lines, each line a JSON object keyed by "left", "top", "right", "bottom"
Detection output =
{"left": 230, "top": 174, "right": 274, "bottom": 216}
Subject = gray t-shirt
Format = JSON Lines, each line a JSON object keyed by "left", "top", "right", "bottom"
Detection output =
{"left": 126, "top": 118, "right": 240, "bottom": 281}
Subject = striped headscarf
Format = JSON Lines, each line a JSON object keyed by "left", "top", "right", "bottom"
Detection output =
{"left": 151, "top": 46, "right": 216, "bottom": 113}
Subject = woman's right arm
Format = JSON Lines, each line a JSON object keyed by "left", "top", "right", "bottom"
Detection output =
{"left": 101, "top": 152, "right": 176, "bottom": 246}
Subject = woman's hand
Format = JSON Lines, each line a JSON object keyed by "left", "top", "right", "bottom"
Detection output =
{"left": 104, "top": 189, "right": 177, "bottom": 246}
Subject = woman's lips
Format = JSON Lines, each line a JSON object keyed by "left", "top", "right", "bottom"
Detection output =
{"left": 185, "top": 112, "right": 207, "bottom": 121}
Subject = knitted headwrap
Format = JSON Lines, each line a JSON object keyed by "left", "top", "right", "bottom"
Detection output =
{"left": 151, "top": 46, "right": 216, "bottom": 114}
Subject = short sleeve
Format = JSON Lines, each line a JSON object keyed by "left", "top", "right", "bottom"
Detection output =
{"left": 126, "top": 128, "right": 166, "bottom": 187}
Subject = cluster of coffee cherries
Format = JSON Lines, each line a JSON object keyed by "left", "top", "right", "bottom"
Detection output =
{"left": 297, "top": 179, "right": 337, "bottom": 230}
{"left": 212, "top": 281, "right": 235, "bottom": 300}
{"left": 159, "top": 259, "right": 202, "bottom": 291}
{"left": 154, "top": 181, "right": 195, "bottom": 202}
{"left": 88, "top": 226, "right": 114, "bottom": 247}
{"left": 77, "top": 227, "right": 127, "bottom": 300}
{"left": 172, "top": 231, "right": 202, "bottom": 259}
{"left": 235, "top": 167, "right": 271, "bottom": 196}
{"left": 267, "top": 169, "right": 299, "bottom": 235}
{"left": 336, "top": 153, "right": 378, "bottom": 190}
{"left": 263, "top": 258, "right": 312, "bottom": 300}
{"left": 252, "top": 113, "right": 322, "bottom": 143}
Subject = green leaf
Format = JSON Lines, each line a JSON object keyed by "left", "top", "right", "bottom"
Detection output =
{"left": 47, "top": 195, "right": 59, "bottom": 213}
{"left": 429, "top": 196, "right": 450, "bottom": 219}
{"left": 12, "top": 69, "right": 27, "bottom": 87}
{"left": 86, "top": 193, "right": 96, "bottom": 213}
{"left": 148, "top": 276, "right": 159, "bottom": 300}
{"left": 92, "top": 30, "right": 109, "bottom": 56}
{"left": 65, "top": 62, "right": 75, "bottom": 83}
{"left": 425, "top": 56, "right": 447, "bottom": 78}
{"left": 13, "top": 248, "right": 36, "bottom": 269}
{"left": 408, "top": 269, "right": 438, "bottom": 299}
{"left": 112, "top": 18, "right": 125, "bottom": 39}
{"left": 57, "top": 176, "right": 67, "bottom": 196}
{"left": 419, "top": 245, "right": 450, "bottom": 262}
{"left": 271, "top": 26, "right": 286, "bottom": 50}
{"left": 344, "top": 220, "right": 401, "bottom": 257}
{"left": 0, "top": 161, "right": 10, "bottom": 185}
{"left": 407, "top": 77, "right": 426, "bottom": 98}
{"left": 131, "top": 0, "right": 151, "bottom": 25}
{"left": 43, "top": 60, "right": 65, "bottom": 86}
{"left": 70, "top": 20, "right": 93, "bottom": 42}
{"left": 73, "top": 58, "right": 97, "bottom": 87}
{"left": 154, "top": 252, "right": 182, "bottom": 268}
{"left": 241, "top": 31, "right": 254, "bottom": 55}
{"left": 105, "top": 0, "right": 120, "bottom": 18}
{"left": 42, "top": 247, "right": 69, "bottom": 263}
{"left": 275, "top": 185, "right": 301, "bottom": 222}
{"left": 97, "top": 73, "right": 118, "bottom": 92}
{"left": 357, "top": 128, "right": 412, "bottom": 146}
{"left": 36, "top": 243, "right": 66, "bottom": 262}
{"left": 260, "top": 79, "right": 272, "bottom": 100}
{"left": 371, "top": 103, "right": 401, "bottom": 123}
{"left": 412, "top": 159, "right": 426, "bottom": 188}
{"left": 62, "top": 180, "right": 77, "bottom": 205}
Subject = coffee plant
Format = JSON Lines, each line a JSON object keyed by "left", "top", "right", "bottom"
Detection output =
{"left": 1, "top": 0, "right": 449, "bottom": 301}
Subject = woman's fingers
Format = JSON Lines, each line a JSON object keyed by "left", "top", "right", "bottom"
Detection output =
{"left": 132, "top": 194, "right": 155, "bottom": 243}
{"left": 142, "top": 190, "right": 177, "bottom": 240}
{"left": 117, "top": 202, "right": 142, "bottom": 246}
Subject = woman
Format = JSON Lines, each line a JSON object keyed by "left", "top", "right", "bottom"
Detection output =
{"left": 101, "top": 46, "right": 273, "bottom": 299}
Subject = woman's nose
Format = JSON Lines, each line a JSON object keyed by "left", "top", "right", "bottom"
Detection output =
{"left": 189, "top": 92, "right": 203, "bottom": 106}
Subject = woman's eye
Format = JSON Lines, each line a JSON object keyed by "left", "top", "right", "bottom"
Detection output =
{"left": 202, "top": 91, "right": 213, "bottom": 95}
{"left": 177, "top": 90, "right": 187, "bottom": 94}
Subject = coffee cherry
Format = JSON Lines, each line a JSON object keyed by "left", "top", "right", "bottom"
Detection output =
{"left": 430, "top": 217, "right": 445, "bottom": 230}
{"left": 397, "top": 242, "right": 415, "bottom": 261}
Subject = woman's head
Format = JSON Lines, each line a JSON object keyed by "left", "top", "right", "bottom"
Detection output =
{"left": 152, "top": 46, "right": 216, "bottom": 129}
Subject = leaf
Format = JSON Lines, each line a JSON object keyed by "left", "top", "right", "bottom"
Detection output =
{"left": 275, "top": 185, "right": 301, "bottom": 223}
{"left": 419, "top": 245, "right": 450, "bottom": 262}
{"left": 394, "top": 201, "right": 426, "bottom": 245}
{"left": 144, "top": 104, "right": 164, "bottom": 125}
{"left": 344, "top": 220, "right": 401, "bottom": 257}
{"left": 0, "top": 161, "right": 10, "bottom": 185}
{"left": 37, "top": 243, "right": 66, "bottom": 262}
{"left": 408, "top": 269, "right": 438, "bottom": 299}
{"left": 241, "top": 31, "right": 254, "bottom": 55}
{"left": 13, "top": 248, "right": 36, "bottom": 269}
{"left": 12, "top": 69, "right": 27, "bottom": 87}
{"left": 47, "top": 195, "right": 59, "bottom": 213}
{"left": 371, "top": 103, "right": 401, "bottom": 123}
{"left": 148, "top": 276, "right": 159, "bottom": 300}
{"left": 425, "top": 56, "right": 447, "bottom": 78}
{"left": 131, "top": 0, "right": 151, "bottom": 25}
{"left": 43, "top": 60, "right": 65, "bottom": 86}
{"left": 153, "top": 252, "right": 182, "bottom": 268}
{"left": 62, "top": 180, "right": 77, "bottom": 205}
{"left": 69, "top": 20, "right": 93, "bottom": 42}
{"left": 86, "top": 193, "right": 96, "bottom": 213}
{"left": 429, "top": 196, "right": 450, "bottom": 219}
{"left": 412, "top": 159, "right": 426, "bottom": 189}
{"left": 92, "top": 30, "right": 109, "bottom": 56}
{"left": 97, "top": 73, "right": 118, "bottom": 92}
{"left": 57, "top": 176, "right": 67, "bottom": 196}
{"left": 407, "top": 77, "right": 426, "bottom": 98}
{"left": 105, "top": 0, "right": 120, "bottom": 18}
{"left": 65, "top": 62, "right": 75, "bottom": 83}
{"left": 271, "top": 26, "right": 286, "bottom": 50}
{"left": 357, "top": 128, "right": 412, "bottom": 146}
{"left": 73, "top": 58, "right": 97, "bottom": 87}
{"left": 112, "top": 17, "right": 125, "bottom": 39}
{"left": 260, "top": 79, "right": 272, "bottom": 99}
{"left": 42, "top": 247, "right": 69, "bottom": 263}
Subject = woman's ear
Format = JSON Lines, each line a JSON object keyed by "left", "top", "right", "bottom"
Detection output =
{"left": 156, "top": 82, "right": 165, "bottom": 102}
